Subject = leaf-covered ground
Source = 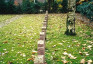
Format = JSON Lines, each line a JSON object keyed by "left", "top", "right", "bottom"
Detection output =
{"left": 0, "top": 14, "right": 93, "bottom": 64}
{"left": 46, "top": 14, "right": 93, "bottom": 64}
{"left": 0, "top": 15, "right": 15, "bottom": 22}
{"left": 0, "top": 14, "right": 44, "bottom": 64}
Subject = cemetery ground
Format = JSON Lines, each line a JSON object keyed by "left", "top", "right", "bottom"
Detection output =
{"left": 0, "top": 15, "right": 15, "bottom": 22}
{"left": 0, "top": 14, "right": 93, "bottom": 64}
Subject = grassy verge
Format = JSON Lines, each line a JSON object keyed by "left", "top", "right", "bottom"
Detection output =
{"left": 0, "top": 14, "right": 44, "bottom": 64}
{"left": 46, "top": 14, "right": 93, "bottom": 64}
{"left": 0, "top": 15, "right": 15, "bottom": 22}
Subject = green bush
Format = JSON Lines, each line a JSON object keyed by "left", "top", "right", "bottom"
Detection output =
{"left": 0, "top": 0, "right": 7, "bottom": 14}
{"left": 77, "top": 1, "right": 93, "bottom": 22}
{"left": 0, "top": 0, "right": 16, "bottom": 14}
{"left": 51, "top": 2, "right": 58, "bottom": 13}
{"left": 6, "top": 1, "right": 16, "bottom": 14}
{"left": 32, "top": 3, "right": 41, "bottom": 13}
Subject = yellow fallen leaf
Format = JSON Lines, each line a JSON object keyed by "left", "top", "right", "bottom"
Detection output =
{"left": 27, "top": 58, "right": 34, "bottom": 61}
{"left": 62, "top": 60, "right": 68, "bottom": 64}
{"left": 32, "top": 51, "right": 37, "bottom": 54}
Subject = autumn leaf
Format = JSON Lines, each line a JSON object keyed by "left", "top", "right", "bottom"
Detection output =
{"left": 62, "top": 60, "right": 68, "bottom": 64}
{"left": 80, "top": 59, "right": 85, "bottom": 64}
{"left": 3, "top": 41, "right": 8, "bottom": 43}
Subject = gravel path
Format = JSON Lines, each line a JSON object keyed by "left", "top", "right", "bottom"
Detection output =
{"left": 0, "top": 15, "right": 24, "bottom": 28}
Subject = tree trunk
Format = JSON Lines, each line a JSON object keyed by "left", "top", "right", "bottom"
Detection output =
{"left": 65, "top": 0, "right": 76, "bottom": 35}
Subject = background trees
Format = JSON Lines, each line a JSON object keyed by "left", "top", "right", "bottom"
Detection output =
{"left": 0, "top": 0, "right": 93, "bottom": 22}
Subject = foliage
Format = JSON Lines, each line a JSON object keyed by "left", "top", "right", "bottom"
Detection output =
{"left": 0, "top": 0, "right": 7, "bottom": 14}
{"left": 0, "top": 0, "right": 69, "bottom": 14}
{"left": 51, "top": 2, "right": 58, "bottom": 13}
{"left": 61, "top": 0, "right": 68, "bottom": 13}
{"left": 77, "top": 1, "right": 93, "bottom": 22}
{"left": 6, "top": 1, "right": 16, "bottom": 14}
{"left": 0, "top": 0, "right": 42, "bottom": 14}
{"left": 31, "top": 3, "right": 41, "bottom": 13}
{"left": 22, "top": 0, "right": 32, "bottom": 13}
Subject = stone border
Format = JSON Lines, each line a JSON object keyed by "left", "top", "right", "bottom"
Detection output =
{"left": 34, "top": 11, "right": 48, "bottom": 64}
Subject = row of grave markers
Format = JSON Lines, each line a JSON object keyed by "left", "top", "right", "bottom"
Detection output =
{"left": 34, "top": 11, "right": 48, "bottom": 64}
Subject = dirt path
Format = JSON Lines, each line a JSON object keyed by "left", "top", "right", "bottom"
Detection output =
{"left": 0, "top": 15, "right": 24, "bottom": 28}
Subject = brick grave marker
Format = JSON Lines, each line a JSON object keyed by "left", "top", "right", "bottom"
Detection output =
{"left": 34, "top": 11, "right": 48, "bottom": 64}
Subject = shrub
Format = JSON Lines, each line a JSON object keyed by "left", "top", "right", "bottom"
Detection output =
{"left": 77, "top": 1, "right": 93, "bottom": 22}
{"left": 0, "top": 0, "right": 7, "bottom": 14}
{"left": 6, "top": 1, "right": 16, "bottom": 14}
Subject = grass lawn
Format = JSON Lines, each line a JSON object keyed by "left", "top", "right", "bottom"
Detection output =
{"left": 0, "top": 15, "right": 15, "bottom": 22}
{"left": 0, "top": 14, "right": 44, "bottom": 64}
{"left": 46, "top": 14, "right": 93, "bottom": 64}
{"left": 0, "top": 14, "right": 93, "bottom": 64}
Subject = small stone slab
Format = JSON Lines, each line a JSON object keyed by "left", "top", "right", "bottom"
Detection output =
{"left": 44, "top": 20, "right": 47, "bottom": 22}
{"left": 38, "top": 47, "right": 45, "bottom": 55}
{"left": 45, "top": 18, "right": 48, "bottom": 21}
{"left": 42, "top": 26, "right": 46, "bottom": 30}
{"left": 34, "top": 55, "right": 45, "bottom": 64}
{"left": 40, "top": 32, "right": 46, "bottom": 40}
{"left": 40, "top": 32, "right": 45, "bottom": 36}
{"left": 42, "top": 22, "right": 47, "bottom": 26}
{"left": 42, "top": 26, "right": 47, "bottom": 32}
{"left": 45, "top": 16, "right": 47, "bottom": 18}
{"left": 38, "top": 40, "right": 45, "bottom": 47}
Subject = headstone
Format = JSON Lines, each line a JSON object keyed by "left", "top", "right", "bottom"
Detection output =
{"left": 43, "top": 22, "right": 47, "bottom": 28}
{"left": 38, "top": 47, "right": 45, "bottom": 55}
{"left": 42, "top": 26, "right": 46, "bottom": 32}
{"left": 38, "top": 40, "right": 45, "bottom": 47}
{"left": 40, "top": 32, "right": 45, "bottom": 40}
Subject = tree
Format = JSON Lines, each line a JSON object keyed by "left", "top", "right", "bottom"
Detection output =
{"left": 61, "top": 0, "right": 68, "bottom": 13}
{"left": 0, "top": 0, "right": 7, "bottom": 14}
{"left": 65, "top": 0, "right": 76, "bottom": 35}
{"left": 22, "top": 0, "right": 32, "bottom": 13}
{"left": 6, "top": 1, "right": 16, "bottom": 14}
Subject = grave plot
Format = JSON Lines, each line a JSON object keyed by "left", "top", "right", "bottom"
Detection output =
{"left": 0, "top": 15, "right": 15, "bottom": 22}
{"left": 0, "top": 14, "right": 44, "bottom": 64}
{"left": 46, "top": 14, "right": 93, "bottom": 64}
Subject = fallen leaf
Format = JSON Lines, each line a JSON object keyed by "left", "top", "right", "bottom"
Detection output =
{"left": 61, "top": 56, "right": 66, "bottom": 60}
{"left": 87, "top": 60, "right": 92, "bottom": 64}
{"left": 82, "top": 47, "right": 85, "bottom": 51}
{"left": 62, "top": 60, "right": 68, "bottom": 64}
{"left": 79, "top": 51, "right": 83, "bottom": 55}
{"left": 3, "top": 41, "right": 8, "bottom": 43}
{"left": 8, "top": 61, "right": 13, "bottom": 64}
{"left": 52, "top": 45, "right": 56, "bottom": 48}
{"left": 80, "top": 59, "right": 85, "bottom": 64}
{"left": 27, "top": 58, "right": 34, "bottom": 61}
{"left": 63, "top": 52, "right": 68, "bottom": 55}
{"left": 32, "top": 51, "right": 37, "bottom": 54}
{"left": 68, "top": 54, "right": 77, "bottom": 59}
